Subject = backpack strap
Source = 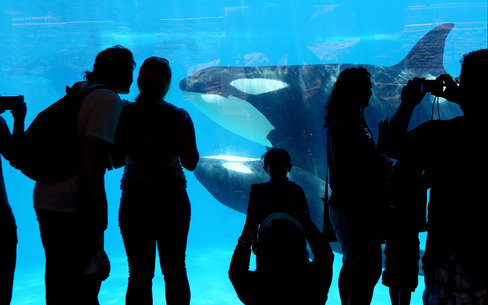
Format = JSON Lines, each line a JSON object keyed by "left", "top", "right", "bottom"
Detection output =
{"left": 67, "top": 82, "right": 112, "bottom": 100}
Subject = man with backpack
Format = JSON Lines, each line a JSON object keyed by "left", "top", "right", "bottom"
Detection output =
{"left": 32, "top": 45, "right": 135, "bottom": 305}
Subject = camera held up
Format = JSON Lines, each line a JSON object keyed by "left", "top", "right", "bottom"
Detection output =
{"left": 420, "top": 79, "right": 444, "bottom": 95}
{"left": 0, "top": 95, "right": 24, "bottom": 112}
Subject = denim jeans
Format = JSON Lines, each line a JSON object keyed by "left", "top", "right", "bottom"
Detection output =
{"left": 119, "top": 189, "right": 191, "bottom": 305}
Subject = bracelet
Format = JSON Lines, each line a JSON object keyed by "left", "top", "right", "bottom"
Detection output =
{"left": 237, "top": 237, "right": 252, "bottom": 247}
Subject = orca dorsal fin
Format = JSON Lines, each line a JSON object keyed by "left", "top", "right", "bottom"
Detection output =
{"left": 395, "top": 23, "right": 454, "bottom": 75}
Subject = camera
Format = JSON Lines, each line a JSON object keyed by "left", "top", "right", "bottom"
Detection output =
{"left": 420, "top": 79, "right": 443, "bottom": 95}
{"left": 0, "top": 95, "right": 24, "bottom": 112}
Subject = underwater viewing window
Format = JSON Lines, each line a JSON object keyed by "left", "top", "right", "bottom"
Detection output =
{"left": 0, "top": 1, "right": 487, "bottom": 304}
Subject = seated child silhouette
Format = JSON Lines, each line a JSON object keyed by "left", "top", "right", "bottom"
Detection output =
{"left": 239, "top": 148, "right": 311, "bottom": 251}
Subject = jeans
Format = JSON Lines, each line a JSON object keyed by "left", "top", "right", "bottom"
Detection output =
{"left": 119, "top": 189, "right": 191, "bottom": 305}
{"left": 36, "top": 209, "right": 102, "bottom": 305}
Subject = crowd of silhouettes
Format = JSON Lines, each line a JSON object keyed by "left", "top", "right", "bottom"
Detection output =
{"left": 1, "top": 45, "right": 487, "bottom": 305}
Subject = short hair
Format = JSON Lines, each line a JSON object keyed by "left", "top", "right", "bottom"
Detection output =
{"left": 84, "top": 45, "right": 135, "bottom": 86}
{"left": 263, "top": 148, "right": 291, "bottom": 168}
{"left": 136, "top": 56, "right": 172, "bottom": 100}
{"left": 460, "top": 49, "right": 488, "bottom": 84}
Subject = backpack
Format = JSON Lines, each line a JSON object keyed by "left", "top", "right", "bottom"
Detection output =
{"left": 11, "top": 82, "right": 110, "bottom": 182}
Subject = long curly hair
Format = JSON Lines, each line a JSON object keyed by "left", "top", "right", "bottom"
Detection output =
{"left": 324, "top": 66, "right": 371, "bottom": 128}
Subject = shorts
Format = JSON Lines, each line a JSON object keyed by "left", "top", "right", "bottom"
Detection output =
{"left": 329, "top": 206, "right": 382, "bottom": 264}
{"left": 423, "top": 253, "right": 488, "bottom": 305}
{"left": 382, "top": 233, "right": 420, "bottom": 291}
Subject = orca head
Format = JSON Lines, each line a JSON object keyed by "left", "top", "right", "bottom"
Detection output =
{"left": 180, "top": 67, "right": 291, "bottom": 147}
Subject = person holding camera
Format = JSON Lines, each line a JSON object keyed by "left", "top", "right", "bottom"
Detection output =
{"left": 384, "top": 49, "right": 488, "bottom": 305}
{"left": 0, "top": 96, "right": 26, "bottom": 305}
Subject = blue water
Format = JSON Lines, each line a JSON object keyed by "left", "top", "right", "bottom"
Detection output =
{"left": 1, "top": 1, "right": 487, "bottom": 304}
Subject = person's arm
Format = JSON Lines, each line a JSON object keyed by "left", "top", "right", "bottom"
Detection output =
{"left": 11, "top": 100, "right": 26, "bottom": 139}
{"left": 291, "top": 184, "right": 311, "bottom": 220}
{"left": 228, "top": 239, "right": 255, "bottom": 305}
{"left": 384, "top": 78, "right": 425, "bottom": 159}
{"left": 179, "top": 113, "right": 199, "bottom": 171}
{"left": 0, "top": 99, "right": 26, "bottom": 161}
{"left": 239, "top": 189, "right": 257, "bottom": 245}
{"left": 0, "top": 117, "right": 12, "bottom": 158}
{"left": 297, "top": 212, "right": 334, "bottom": 268}
{"left": 296, "top": 212, "right": 334, "bottom": 302}
{"left": 78, "top": 135, "right": 111, "bottom": 233}
{"left": 109, "top": 112, "right": 127, "bottom": 169}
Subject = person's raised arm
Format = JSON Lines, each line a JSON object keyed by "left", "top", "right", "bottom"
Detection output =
{"left": 229, "top": 230, "right": 254, "bottom": 305}
{"left": 11, "top": 99, "right": 26, "bottom": 139}
{"left": 2, "top": 98, "right": 26, "bottom": 161}
{"left": 384, "top": 78, "right": 425, "bottom": 159}
{"left": 79, "top": 136, "right": 111, "bottom": 233}
{"left": 297, "top": 212, "right": 334, "bottom": 267}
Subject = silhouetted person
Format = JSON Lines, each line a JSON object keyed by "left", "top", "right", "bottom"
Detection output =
{"left": 239, "top": 148, "right": 312, "bottom": 251}
{"left": 384, "top": 49, "right": 488, "bottom": 305}
{"left": 113, "top": 57, "right": 198, "bottom": 305}
{"left": 229, "top": 212, "right": 334, "bottom": 305}
{"left": 382, "top": 159, "right": 428, "bottom": 305}
{"left": 324, "top": 67, "right": 390, "bottom": 305}
{"left": 0, "top": 96, "right": 25, "bottom": 305}
{"left": 34, "top": 45, "right": 135, "bottom": 305}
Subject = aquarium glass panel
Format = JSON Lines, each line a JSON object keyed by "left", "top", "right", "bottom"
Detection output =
{"left": 0, "top": 1, "right": 486, "bottom": 304}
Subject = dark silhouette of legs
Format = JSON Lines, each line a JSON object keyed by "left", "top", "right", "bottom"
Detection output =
{"left": 120, "top": 190, "right": 191, "bottom": 305}
{"left": 0, "top": 228, "right": 16, "bottom": 305}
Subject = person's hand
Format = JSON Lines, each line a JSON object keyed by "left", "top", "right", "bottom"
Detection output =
{"left": 378, "top": 118, "right": 389, "bottom": 141}
{"left": 401, "top": 78, "right": 426, "bottom": 107}
{"left": 378, "top": 118, "right": 388, "bottom": 134}
{"left": 435, "top": 74, "right": 460, "bottom": 104}
{"left": 377, "top": 118, "right": 389, "bottom": 154}
{"left": 11, "top": 96, "right": 26, "bottom": 121}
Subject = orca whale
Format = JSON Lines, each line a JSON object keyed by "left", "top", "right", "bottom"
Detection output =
{"left": 180, "top": 23, "right": 460, "bottom": 242}
{"left": 180, "top": 23, "right": 461, "bottom": 186}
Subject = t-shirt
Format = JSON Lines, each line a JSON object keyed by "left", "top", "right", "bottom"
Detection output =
{"left": 33, "top": 82, "right": 122, "bottom": 212}
{"left": 401, "top": 117, "right": 488, "bottom": 273}
{"left": 118, "top": 100, "right": 194, "bottom": 193}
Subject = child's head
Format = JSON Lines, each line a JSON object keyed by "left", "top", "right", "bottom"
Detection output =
{"left": 263, "top": 148, "right": 292, "bottom": 181}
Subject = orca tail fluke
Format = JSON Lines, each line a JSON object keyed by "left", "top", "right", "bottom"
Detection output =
{"left": 395, "top": 23, "right": 455, "bottom": 75}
